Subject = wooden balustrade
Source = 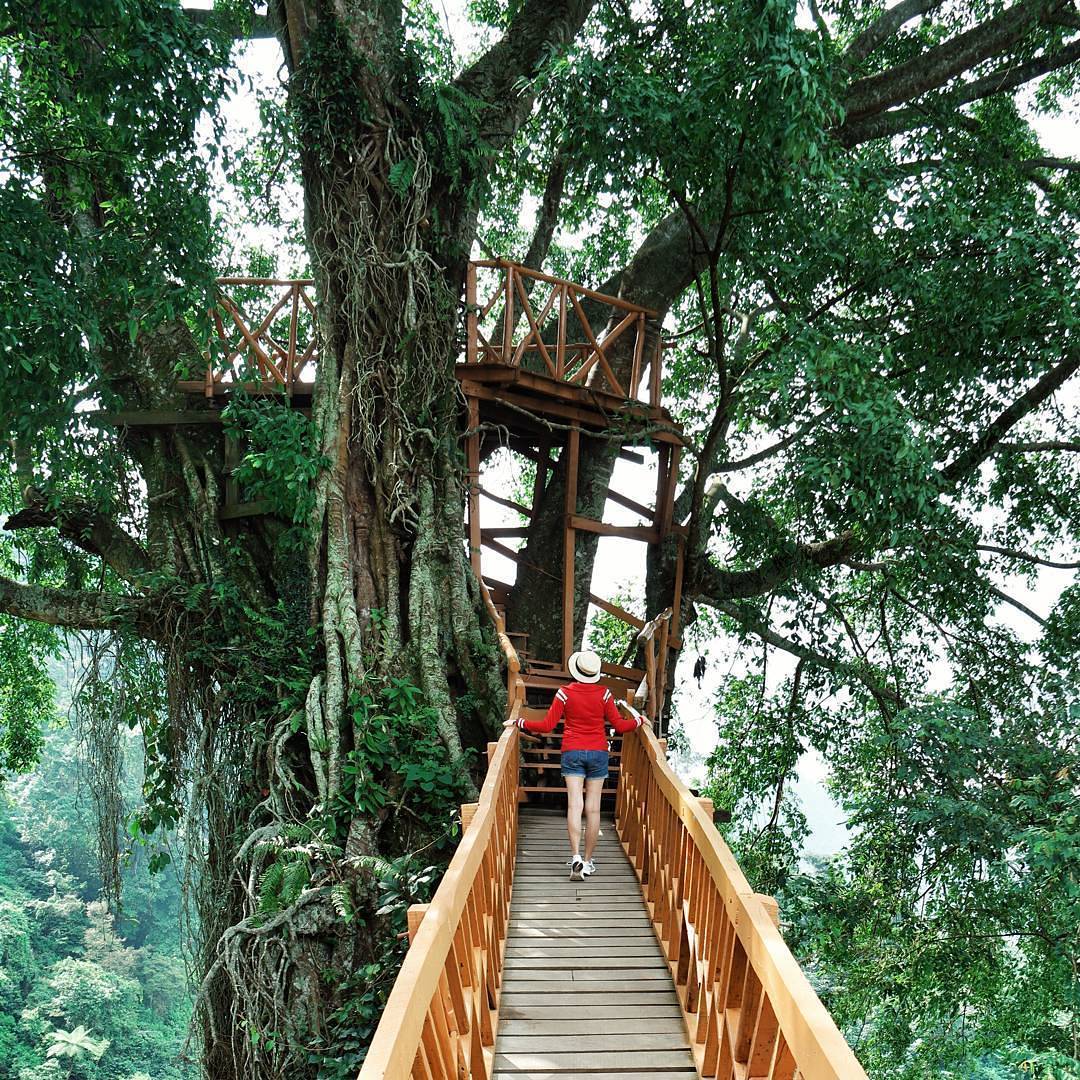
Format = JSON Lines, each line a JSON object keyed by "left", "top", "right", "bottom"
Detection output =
{"left": 475, "top": 573, "right": 525, "bottom": 709}
{"left": 188, "top": 263, "right": 661, "bottom": 407}
{"left": 188, "top": 278, "right": 319, "bottom": 397}
{"left": 615, "top": 724, "right": 868, "bottom": 1080}
{"left": 358, "top": 722, "right": 522, "bottom": 1080}
{"left": 466, "top": 259, "right": 660, "bottom": 406}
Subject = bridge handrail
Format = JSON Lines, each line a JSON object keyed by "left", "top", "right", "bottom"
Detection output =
{"left": 358, "top": 721, "right": 521, "bottom": 1079}
{"left": 616, "top": 723, "right": 868, "bottom": 1080}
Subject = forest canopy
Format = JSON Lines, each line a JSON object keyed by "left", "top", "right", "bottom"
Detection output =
{"left": 1, "top": 0, "right": 1079, "bottom": 1076}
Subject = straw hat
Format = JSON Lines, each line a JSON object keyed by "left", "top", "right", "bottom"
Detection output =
{"left": 567, "top": 650, "right": 602, "bottom": 683}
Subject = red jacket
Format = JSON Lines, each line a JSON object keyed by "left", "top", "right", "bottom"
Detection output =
{"left": 516, "top": 682, "right": 643, "bottom": 752}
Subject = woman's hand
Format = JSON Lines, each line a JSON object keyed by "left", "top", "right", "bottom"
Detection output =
{"left": 503, "top": 717, "right": 519, "bottom": 729}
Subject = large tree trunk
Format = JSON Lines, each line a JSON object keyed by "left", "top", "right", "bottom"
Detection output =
{"left": 191, "top": 13, "right": 516, "bottom": 1076}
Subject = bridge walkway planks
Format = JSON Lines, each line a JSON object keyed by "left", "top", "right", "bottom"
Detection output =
{"left": 494, "top": 809, "right": 697, "bottom": 1078}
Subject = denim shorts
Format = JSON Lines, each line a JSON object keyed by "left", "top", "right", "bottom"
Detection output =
{"left": 561, "top": 749, "right": 609, "bottom": 781}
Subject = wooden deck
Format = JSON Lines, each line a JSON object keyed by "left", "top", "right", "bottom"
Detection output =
{"left": 495, "top": 810, "right": 697, "bottom": 1078}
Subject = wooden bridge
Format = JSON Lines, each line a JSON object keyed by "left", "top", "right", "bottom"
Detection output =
{"left": 157, "top": 266, "right": 865, "bottom": 1077}
{"left": 358, "top": 602, "right": 868, "bottom": 1080}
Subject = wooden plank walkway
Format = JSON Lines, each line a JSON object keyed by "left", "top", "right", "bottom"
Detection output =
{"left": 494, "top": 810, "right": 697, "bottom": 1078}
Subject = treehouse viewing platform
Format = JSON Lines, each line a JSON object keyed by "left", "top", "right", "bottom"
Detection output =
{"left": 167, "top": 261, "right": 678, "bottom": 435}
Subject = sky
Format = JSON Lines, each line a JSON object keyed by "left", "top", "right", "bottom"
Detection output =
{"left": 208, "top": 3, "right": 1079, "bottom": 858}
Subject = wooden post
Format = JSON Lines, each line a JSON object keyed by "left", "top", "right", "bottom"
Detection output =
{"left": 487, "top": 741, "right": 499, "bottom": 765}
{"left": 650, "top": 333, "right": 663, "bottom": 406}
{"left": 407, "top": 903, "right": 429, "bottom": 943}
{"left": 466, "top": 396, "right": 481, "bottom": 578}
{"left": 630, "top": 312, "right": 645, "bottom": 398}
{"left": 287, "top": 283, "right": 299, "bottom": 396}
{"left": 755, "top": 894, "right": 781, "bottom": 928}
{"left": 645, "top": 637, "right": 658, "bottom": 720}
{"left": 461, "top": 803, "right": 478, "bottom": 832}
{"left": 656, "top": 617, "right": 671, "bottom": 729}
{"left": 698, "top": 796, "right": 714, "bottom": 821}
{"left": 562, "top": 427, "right": 580, "bottom": 665}
{"left": 501, "top": 264, "right": 514, "bottom": 362}
{"left": 466, "top": 262, "right": 478, "bottom": 365}
{"left": 556, "top": 283, "right": 567, "bottom": 378}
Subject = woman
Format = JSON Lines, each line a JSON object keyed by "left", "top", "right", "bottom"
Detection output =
{"left": 506, "top": 649, "right": 646, "bottom": 880}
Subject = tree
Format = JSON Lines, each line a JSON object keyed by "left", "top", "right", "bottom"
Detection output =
{"left": 2, "top": 0, "right": 1079, "bottom": 1076}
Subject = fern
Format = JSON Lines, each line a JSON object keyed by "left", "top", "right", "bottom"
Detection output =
{"left": 280, "top": 857, "right": 311, "bottom": 907}
{"left": 331, "top": 884, "right": 355, "bottom": 922}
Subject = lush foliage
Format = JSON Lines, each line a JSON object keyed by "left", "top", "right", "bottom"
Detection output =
{"left": 0, "top": 666, "right": 193, "bottom": 1080}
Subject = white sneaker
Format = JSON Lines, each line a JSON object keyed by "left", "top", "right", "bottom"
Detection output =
{"left": 567, "top": 856, "right": 584, "bottom": 881}
{"left": 582, "top": 859, "right": 597, "bottom": 877}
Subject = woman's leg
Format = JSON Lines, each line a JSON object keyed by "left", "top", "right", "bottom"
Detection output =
{"left": 565, "top": 774, "right": 585, "bottom": 856}
{"left": 583, "top": 778, "right": 604, "bottom": 861}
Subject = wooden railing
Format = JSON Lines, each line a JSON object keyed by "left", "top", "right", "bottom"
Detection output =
{"left": 183, "top": 265, "right": 661, "bottom": 405}
{"left": 615, "top": 725, "right": 869, "bottom": 1080}
{"left": 358, "top": 565, "right": 526, "bottom": 1079}
{"left": 358, "top": 721, "right": 521, "bottom": 1080}
{"left": 466, "top": 259, "right": 661, "bottom": 406}
{"left": 184, "top": 278, "right": 319, "bottom": 397}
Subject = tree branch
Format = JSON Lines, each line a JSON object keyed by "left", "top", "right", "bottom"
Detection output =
{"left": 695, "top": 528, "right": 858, "bottom": 602}
{"left": 940, "top": 348, "right": 1080, "bottom": 484}
{"left": 714, "top": 599, "right": 905, "bottom": 705}
{"left": 713, "top": 409, "right": 833, "bottom": 473}
{"left": 977, "top": 543, "right": 1080, "bottom": 570}
{"left": 949, "top": 34, "right": 1080, "bottom": 107}
{"left": 843, "top": 0, "right": 1066, "bottom": 126}
{"left": 846, "top": 0, "right": 945, "bottom": 64}
{"left": 0, "top": 577, "right": 153, "bottom": 633}
{"left": 521, "top": 144, "right": 570, "bottom": 273}
{"left": 182, "top": 6, "right": 275, "bottom": 39}
{"left": 4, "top": 489, "right": 152, "bottom": 585}
{"left": 986, "top": 582, "right": 1048, "bottom": 626}
{"left": 996, "top": 439, "right": 1080, "bottom": 452}
{"left": 455, "top": 0, "right": 598, "bottom": 146}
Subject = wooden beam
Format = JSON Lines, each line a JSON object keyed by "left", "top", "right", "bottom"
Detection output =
{"left": 219, "top": 500, "right": 271, "bottom": 520}
{"left": 481, "top": 534, "right": 523, "bottom": 566}
{"left": 588, "top": 595, "right": 646, "bottom": 630}
{"left": 481, "top": 527, "right": 530, "bottom": 539}
{"left": 467, "top": 397, "right": 482, "bottom": 578}
{"left": 606, "top": 488, "right": 654, "bottom": 520}
{"left": 96, "top": 409, "right": 227, "bottom": 426}
{"left": 479, "top": 486, "right": 532, "bottom": 517}
{"left": 457, "top": 374, "right": 684, "bottom": 444}
{"left": 569, "top": 515, "right": 660, "bottom": 543}
{"left": 563, "top": 428, "right": 580, "bottom": 664}
{"left": 658, "top": 444, "right": 681, "bottom": 538}
{"left": 218, "top": 276, "right": 315, "bottom": 286}
{"left": 466, "top": 262, "right": 478, "bottom": 365}
{"left": 177, "top": 379, "right": 316, "bottom": 397}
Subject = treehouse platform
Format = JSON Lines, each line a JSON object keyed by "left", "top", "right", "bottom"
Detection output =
{"left": 145, "top": 264, "right": 687, "bottom": 750}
